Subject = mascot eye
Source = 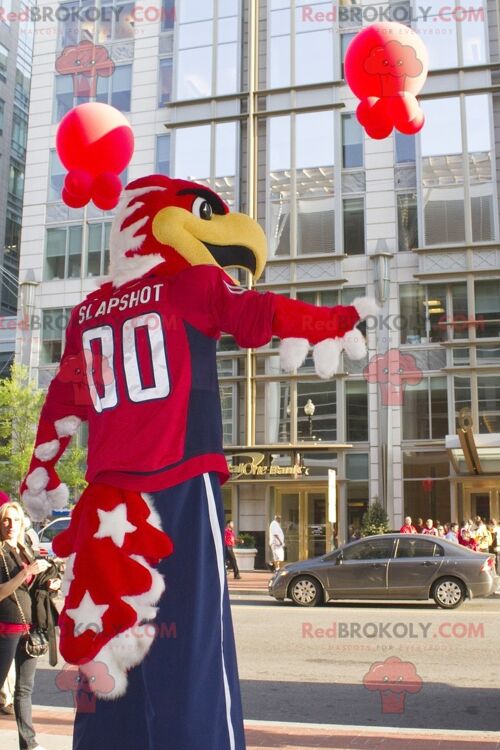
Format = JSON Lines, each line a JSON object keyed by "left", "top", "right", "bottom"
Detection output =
{"left": 192, "top": 197, "right": 213, "bottom": 221}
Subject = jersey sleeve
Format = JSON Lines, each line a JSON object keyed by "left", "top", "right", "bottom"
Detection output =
{"left": 21, "top": 310, "right": 88, "bottom": 521}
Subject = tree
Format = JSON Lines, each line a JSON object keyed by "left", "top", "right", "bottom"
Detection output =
{"left": 361, "top": 501, "right": 390, "bottom": 537}
{"left": 0, "top": 363, "right": 86, "bottom": 502}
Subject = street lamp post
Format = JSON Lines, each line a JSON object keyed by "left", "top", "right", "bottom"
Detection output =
{"left": 303, "top": 398, "right": 315, "bottom": 439}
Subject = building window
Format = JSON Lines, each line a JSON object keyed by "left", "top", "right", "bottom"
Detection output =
{"left": 402, "top": 377, "right": 447, "bottom": 440}
{"left": 269, "top": 3, "right": 335, "bottom": 88}
{"left": 342, "top": 114, "right": 363, "bottom": 169}
{"left": 2, "top": 211, "right": 21, "bottom": 314}
{"left": 8, "top": 162, "right": 25, "bottom": 200}
{"left": 177, "top": 1, "right": 238, "bottom": 99}
{"left": 478, "top": 376, "right": 500, "bottom": 433}
{"left": 397, "top": 191, "right": 418, "bottom": 251}
{"left": 44, "top": 226, "right": 83, "bottom": 280}
{"left": 346, "top": 381, "right": 368, "bottom": 441}
{"left": 48, "top": 150, "right": 65, "bottom": 202}
{"left": 297, "top": 381, "right": 337, "bottom": 441}
{"left": 161, "top": 0, "right": 175, "bottom": 31}
{"left": 11, "top": 111, "right": 28, "bottom": 160}
{"left": 156, "top": 134, "right": 170, "bottom": 175}
{"left": 340, "top": 32, "right": 355, "bottom": 79}
{"left": 174, "top": 121, "right": 237, "bottom": 207}
{"left": 87, "top": 222, "right": 111, "bottom": 277}
{"left": 96, "top": 64, "right": 132, "bottom": 111}
{"left": 475, "top": 280, "right": 500, "bottom": 339}
{"left": 54, "top": 64, "right": 132, "bottom": 122}
{"left": 343, "top": 197, "right": 364, "bottom": 255}
{"left": 403, "top": 451, "right": 451, "bottom": 523}
{"left": 400, "top": 283, "right": 454, "bottom": 344}
{"left": 0, "top": 99, "right": 4, "bottom": 134}
{"left": 158, "top": 58, "right": 173, "bottom": 107}
{"left": 0, "top": 43, "right": 7, "bottom": 78}
{"left": 57, "top": 0, "right": 135, "bottom": 48}
{"left": 41, "top": 308, "right": 72, "bottom": 364}
{"left": 296, "top": 111, "right": 335, "bottom": 255}
{"left": 395, "top": 132, "right": 416, "bottom": 164}
{"left": 220, "top": 383, "right": 236, "bottom": 445}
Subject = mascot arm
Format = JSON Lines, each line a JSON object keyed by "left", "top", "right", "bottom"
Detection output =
{"left": 200, "top": 267, "right": 378, "bottom": 379}
{"left": 21, "top": 313, "right": 87, "bottom": 522}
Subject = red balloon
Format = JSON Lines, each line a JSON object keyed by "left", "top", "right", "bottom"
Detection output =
{"left": 92, "top": 172, "right": 123, "bottom": 211}
{"left": 56, "top": 103, "right": 134, "bottom": 176}
{"left": 56, "top": 103, "right": 134, "bottom": 208}
{"left": 345, "top": 23, "right": 428, "bottom": 139}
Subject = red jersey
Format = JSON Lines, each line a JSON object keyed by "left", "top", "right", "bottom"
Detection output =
{"left": 39, "top": 265, "right": 276, "bottom": 492}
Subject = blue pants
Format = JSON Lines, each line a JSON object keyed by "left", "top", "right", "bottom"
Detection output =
{"left": 73, "top": 473, "right": 246, "bottom": 750}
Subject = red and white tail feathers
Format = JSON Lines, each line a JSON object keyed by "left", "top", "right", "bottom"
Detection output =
{"left": 53, "top": 484, "right": 172, "bottom": 698}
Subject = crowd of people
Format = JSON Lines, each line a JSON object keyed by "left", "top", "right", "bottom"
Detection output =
{"left": 400, "top": 515, "right": 500, "bottom": 557}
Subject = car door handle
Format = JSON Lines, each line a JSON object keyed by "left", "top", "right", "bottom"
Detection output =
{"left": 370, "top": 563, "right": 385, "bottom": 568}
{"left": 421, "top": 561, "right": 438, "bottom": 566}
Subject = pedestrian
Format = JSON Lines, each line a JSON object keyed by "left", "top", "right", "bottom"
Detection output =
{"left": 400, "top": 516, "right": 417, "bottom": 534}
{"left": 415, "top": 517, "right": 424, "bottom": 533}
{"left": 444, "top": 523, "right": 459, "bottom": 543}
{"left": 269, "top": 515, "right": 285, "bottom": 571}
{"left": 224, "top": 521, "right": 241, "bottom": 580}
{"left": 421, "top": 518, "right": 438, "bottom": 536}
{"left": 436, "top": 524, "right": 445, "bottom": 538}
{"left": 471, "top": 515, "right": 491, "bottom": 552}
{"left": 489, "top": 519, "right": 500, "bottom": 571}
{"left": 0, "top": 500, "right": 61, "bottom": 750}
{"left": 459, "top": 528, "right": 479, "bottom": 551}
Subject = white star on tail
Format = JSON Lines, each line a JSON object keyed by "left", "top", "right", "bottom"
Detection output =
{"left": 66, "top": 591, "right": 109, "bottom": 636}
{"left": 94, "top": 503, "right": 137, "bottom": 548}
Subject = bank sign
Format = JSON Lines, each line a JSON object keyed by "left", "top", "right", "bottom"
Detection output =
{"left": 227, "top": 452, "right": 309, "bottom": 480}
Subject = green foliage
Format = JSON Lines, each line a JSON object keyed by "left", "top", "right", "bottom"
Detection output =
{"left": 0, "top": 364, "right": 45, "bottom": 497}
{"left": 361, "top": 501, "right": 390, "bottom": 537}
{"left": 0, "top": 363, "right": 87, "bottom": 501}
{"left": 236, "top": 533, "right": 256, "bottom": 549}
{"left": 59, "top": 443, "right": 88, "bottom": 497}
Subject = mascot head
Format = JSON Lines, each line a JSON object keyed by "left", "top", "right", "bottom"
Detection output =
{"left": 109, "top": 175, "right": 267, "bottom": 287}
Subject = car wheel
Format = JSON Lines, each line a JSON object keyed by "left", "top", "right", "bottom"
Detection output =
{"left": 432, "top": 577, "right": 465, "bottom": 609}
{"left": 289, "top": 576, "right": 322, "bottom": 607}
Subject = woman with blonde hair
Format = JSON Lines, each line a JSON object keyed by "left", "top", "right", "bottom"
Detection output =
{"left": 0, "top": 500, "right": 55, "bottom": 750}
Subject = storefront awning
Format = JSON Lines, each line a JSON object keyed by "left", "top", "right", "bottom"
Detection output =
{"left": 446, "top": 431, "right": 500, "bottom": 475}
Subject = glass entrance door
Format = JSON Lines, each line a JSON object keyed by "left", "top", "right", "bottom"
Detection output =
{"left": 275, "top": 487, "right": 330, "bottom": 561}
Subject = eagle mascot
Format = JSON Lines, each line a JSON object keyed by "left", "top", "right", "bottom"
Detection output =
{"left": 21, "top": 109, "right": 377, "bottom": 750}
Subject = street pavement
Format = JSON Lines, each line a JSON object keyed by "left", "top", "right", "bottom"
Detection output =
{"left": 1, "top": 571, "right": 499, "bottom": 749}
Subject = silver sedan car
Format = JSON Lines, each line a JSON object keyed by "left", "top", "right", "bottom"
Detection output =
{"left": 268, "top": 533, "right": 497, "bottom": 609}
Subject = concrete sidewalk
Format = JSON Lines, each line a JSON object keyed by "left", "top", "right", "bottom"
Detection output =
{"left": 1, "top": 708, "right": 500, "bottom": 749}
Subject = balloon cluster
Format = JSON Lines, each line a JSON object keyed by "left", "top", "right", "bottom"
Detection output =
{"left": 345, "top": 22, "right": 428, "bottom": 139}
{"left": 56, "top": 102, "right": 134, "bottom": 210}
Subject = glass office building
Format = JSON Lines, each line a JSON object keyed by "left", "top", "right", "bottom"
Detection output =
{"left": 18, "top": 0, "right": 500, "bottom": 564}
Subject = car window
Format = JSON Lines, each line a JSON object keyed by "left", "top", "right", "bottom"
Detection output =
{"left": 39, "top": 519, "right": 69, "bottom": 542}
{"left": 343, "top": 538, "right": 394, "bottom": 561}
{"left": 396, "top": 538, "right": 444, "bottom": 558}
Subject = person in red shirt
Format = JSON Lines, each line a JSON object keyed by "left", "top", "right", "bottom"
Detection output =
{"left": 421, "top": 518, "right": 438, "bottom": 536}
{"left": 224, "top": 521, "right": 241, "bottom": 580}
{"left": 459, "top": 529, "right": 479, "bottom": 551}
{"left": 400, "top": 516, "right": 417, "bottom": 534}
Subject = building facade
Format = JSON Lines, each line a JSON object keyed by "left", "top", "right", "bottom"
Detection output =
{"left": 0, "top": 0, "right": 34, "bottom": 372}
{"left": 17, "top": 0, "right": 500, "bottom": 565}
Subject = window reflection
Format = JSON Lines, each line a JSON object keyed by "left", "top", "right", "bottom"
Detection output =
{"left": 342, "top": 113, "right": 363, "bottom": 169}
{"left": 269, "top": 116, "right": 291, "bottom": 257}
{"left": 421, "top": 98, "right": 464, "bottom": 245}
